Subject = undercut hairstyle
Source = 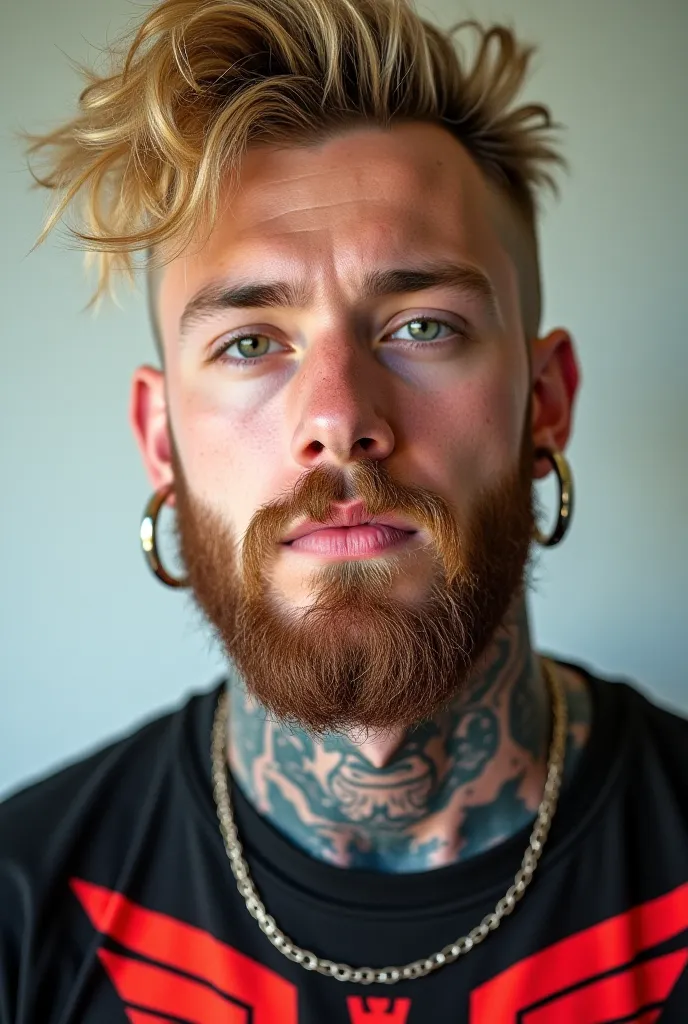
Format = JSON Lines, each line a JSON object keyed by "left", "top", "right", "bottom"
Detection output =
{"left": 23, "top": 0, "right": 566, "bottom": 351}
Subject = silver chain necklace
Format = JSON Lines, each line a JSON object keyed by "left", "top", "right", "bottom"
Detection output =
{"left": 211, "top": 660, "right": 567, "bottom": 986}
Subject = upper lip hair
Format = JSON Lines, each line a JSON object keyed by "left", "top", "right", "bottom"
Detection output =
{"left": 280, "top": 502, "right": 418, "bottom": 544}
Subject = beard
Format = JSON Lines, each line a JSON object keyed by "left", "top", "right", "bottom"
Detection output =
{"left": 172, "top": 425, "right": 535, "bottom": 736}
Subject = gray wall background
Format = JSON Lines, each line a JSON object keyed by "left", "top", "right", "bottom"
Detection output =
{"left": 1, "top": 0, "right": 686, "bottom": 798}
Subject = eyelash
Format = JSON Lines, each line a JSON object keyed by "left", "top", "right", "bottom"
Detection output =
{"left": 210, "top": 317, "right": 466, "bottom": 368}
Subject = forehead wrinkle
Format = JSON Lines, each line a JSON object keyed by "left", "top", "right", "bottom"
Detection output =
{"left": 238, "top": 161, "right": 449, "bottom": 233}
{"left": 238, "top": 195, "right": 414, "bottom": 234}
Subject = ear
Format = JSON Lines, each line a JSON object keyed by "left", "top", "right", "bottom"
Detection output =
{"left": 129, "top": 365, "right": 176, "bottom": 505}
{"left": 530, "top": 328, "right": 580, "bottom": 481}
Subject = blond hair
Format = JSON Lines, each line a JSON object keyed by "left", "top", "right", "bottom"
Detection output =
{"left": 23, "top": 0, "right": 565, "bottom": 325}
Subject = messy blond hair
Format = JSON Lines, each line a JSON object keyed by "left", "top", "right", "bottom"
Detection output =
{"left": 24, "top": 0, "right": 564, "bottom": 326}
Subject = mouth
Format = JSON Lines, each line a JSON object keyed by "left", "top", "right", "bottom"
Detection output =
{"left": 280, "top": 502, "right": 419, "bottom": 560}
{"left": 282, "top": 522, "right": 417, "bottom": 559}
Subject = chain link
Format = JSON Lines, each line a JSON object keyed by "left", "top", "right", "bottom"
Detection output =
{"left": 212, "top": 660, "right": 567, "bottom": 985}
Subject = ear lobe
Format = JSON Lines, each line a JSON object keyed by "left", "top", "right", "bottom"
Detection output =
{"left": 129, "top": 365, "right": 175, "bottom": 501}
{"left": 530, "top": 328, "right": 580, "bottom": 480}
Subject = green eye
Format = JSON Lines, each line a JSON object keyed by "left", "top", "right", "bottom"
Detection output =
{"left": 391, "top": 318, "right": 456, "bottom": 344}
{"left": 235, "top": 335, "right": 271, "bottom": 358}
{"left": 407, "top": 319, "right": 442, "bottom": 341}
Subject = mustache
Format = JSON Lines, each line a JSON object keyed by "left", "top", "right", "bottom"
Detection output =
{"left": 241, "top": 459, "right": 465, "bottom": 594}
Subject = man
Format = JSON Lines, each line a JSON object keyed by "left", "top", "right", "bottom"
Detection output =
{"left": 2, "top": 0, "right": 687, "bottom": 1020}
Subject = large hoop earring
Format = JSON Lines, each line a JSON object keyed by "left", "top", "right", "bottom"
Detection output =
{"left": 533, "top": 448, "right": 574, "bottom": 547}
{"left": 140, "top": 483, "right": 188, "bottom": 588}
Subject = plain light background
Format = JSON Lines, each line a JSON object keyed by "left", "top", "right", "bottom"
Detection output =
{"left": 1, "top": 0, "right": 686, "bottom": 799}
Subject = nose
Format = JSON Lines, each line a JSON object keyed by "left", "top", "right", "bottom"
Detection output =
{"left": 289, "top": 337, "right": 396, "bottom": 470}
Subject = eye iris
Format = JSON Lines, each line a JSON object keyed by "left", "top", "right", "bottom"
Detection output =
{"left": 237, "top": 335, "right": 269, "bottom": 358}
{"left": 408, "top": 319, "right": 441, "bottom": 341}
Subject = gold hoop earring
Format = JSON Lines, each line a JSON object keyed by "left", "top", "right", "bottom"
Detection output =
{"left": 533, "top": 448, "right": 574, "bottom": 547}
{"left": 140, "top": 483, "right": 188, "bottom": 588}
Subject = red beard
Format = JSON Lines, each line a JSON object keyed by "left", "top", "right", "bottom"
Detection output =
{"left": 172, "top": 428, "right": 535, "bottom": 735}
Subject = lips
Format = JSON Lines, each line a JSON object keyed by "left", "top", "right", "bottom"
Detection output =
{"left": 280, "top": 501, "right": 418, "bottom": 545}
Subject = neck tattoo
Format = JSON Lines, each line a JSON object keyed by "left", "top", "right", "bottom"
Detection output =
{"left": 213, "top": 659, "right": 568, "bottom": 984}
{"left": 227, "top": 605, "right": 587, "bottom": 872}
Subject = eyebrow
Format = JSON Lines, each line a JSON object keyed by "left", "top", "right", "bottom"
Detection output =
{"left": 178, "top": 260, "right": 500, "bottom": 337}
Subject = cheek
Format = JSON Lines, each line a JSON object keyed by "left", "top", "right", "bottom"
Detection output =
{"left": 403, "top": 357, "right": 527, "bottom": 512}
{"left": 167, "top": 368, "right": 285, "bottom": 533}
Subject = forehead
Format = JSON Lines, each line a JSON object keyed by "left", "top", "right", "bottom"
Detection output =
{"left": 157, "top": 122, "right": 521, "bottom": 338}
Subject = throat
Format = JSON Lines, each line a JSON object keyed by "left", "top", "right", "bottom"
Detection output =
{"left": 346, "top": 725, "right": 409, "bottom": 769}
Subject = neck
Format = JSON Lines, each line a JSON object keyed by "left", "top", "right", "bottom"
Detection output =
{"left": 227, "top": 600, "right": 555, "bottom": 871}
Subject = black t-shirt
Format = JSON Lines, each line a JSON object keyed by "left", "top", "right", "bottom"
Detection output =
{"left": 2, "top": 664, "right": 688, "bottom": 1023}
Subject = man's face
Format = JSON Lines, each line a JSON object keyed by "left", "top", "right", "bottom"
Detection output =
{"left": 134, "top": 121, "right": 577, "bottom": 733}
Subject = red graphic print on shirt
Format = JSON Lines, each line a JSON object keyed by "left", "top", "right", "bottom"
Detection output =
{"left": 71, "top": 878, "right": 298, "bottom": 1023}
{"left": 346, "top": 996, "right": 411, "bottom": 1022}
{"left": 470, "top": 881, "right": 688, "bottom": 1022}
{"left": 72, "top": 878, "right": 688, "bottom": 1022}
